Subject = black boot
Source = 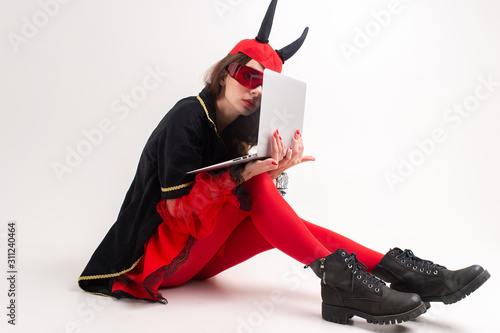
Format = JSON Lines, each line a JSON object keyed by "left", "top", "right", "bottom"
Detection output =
{"left": 372, "top": 248, "right": 490, "bottom": 304}
{"left": 306, "top": 249, "right": 426, "bottom": 325}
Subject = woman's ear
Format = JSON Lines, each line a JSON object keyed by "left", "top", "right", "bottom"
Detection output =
{"left": 219, "top": 70, "right": 228, "bottom": 86}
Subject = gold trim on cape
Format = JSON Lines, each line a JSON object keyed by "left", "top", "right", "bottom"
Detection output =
{"left": 78, "top": 256, "right": 144, "bottom": 282}
{"left": 197, "top": 94, "right": 220, "bottom": 138}
{"left": 161, "top": 181, "right": 195, "bottom": 192}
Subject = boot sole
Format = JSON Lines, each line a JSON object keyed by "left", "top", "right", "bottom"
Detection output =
{"left": 322, "top": 301, "right": 427, "bottom": 325}
{"left": 421, "top": 269, "right": 491, "bottom": 304}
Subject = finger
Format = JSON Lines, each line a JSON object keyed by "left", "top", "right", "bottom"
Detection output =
{"left": 248, "top": 158, "right": 279, "bottom": 176}
{"left": 271, "top": 130, "right": 280, "bottom": 161}
{"left": 280, "top": 139, "right": 287, "bottom": 159}
{"left": 278, "top": 134, "right": 286, "bottom": 160}
{"left": 276, "top": 145, "right": 292, "bottom": 170}
{"left": 275, "top": 130, "right": 285, "bottom": 159}
{"left": 298, "top": 135, "right": 304, "bottom": 154}
{"left": 257, "top": 158, "right": 279, "bottom": 166}
{"left": 296, "top": 130, "right": 304, "bottom": 149}
{"left": 284, "top": 145, "right": 293, "bottom": 161}
{"left": 301, "top": 155, "right": 316, "bottom": 163}
{"left": 261, "top": 158, "right": 280, "bottom": 171}
{"left": 295, "top": 131, "right": 306, "bottom": 160}
{"left": 292, "top": 134, "right": 302, "bottom": 162}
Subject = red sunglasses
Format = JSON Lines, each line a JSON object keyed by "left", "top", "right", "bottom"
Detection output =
{"left": 227, "top": 63, "right": 264, "bottom": 89}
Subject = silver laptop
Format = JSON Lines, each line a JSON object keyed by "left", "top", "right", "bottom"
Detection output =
{"left": 187, "top": 69, "right": 307, "bottom": 174}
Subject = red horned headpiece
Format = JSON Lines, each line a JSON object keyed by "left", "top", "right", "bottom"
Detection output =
{"left": 228, "top": 0, "right": 309, "bottom": 73}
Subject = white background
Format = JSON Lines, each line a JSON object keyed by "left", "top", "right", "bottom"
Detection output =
{"left": 1, "top": 0, "right": 499, "bottom": 332}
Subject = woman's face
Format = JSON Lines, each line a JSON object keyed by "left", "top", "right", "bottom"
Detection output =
{"left": 222, "top": 59, "right": 264, "bottom": 116}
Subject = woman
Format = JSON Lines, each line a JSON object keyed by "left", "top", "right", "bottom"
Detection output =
{"left": 79, "top": 0, "right": 489, "bottom": 325}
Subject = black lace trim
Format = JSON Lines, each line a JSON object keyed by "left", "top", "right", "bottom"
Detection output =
{"left": 231, "top": 185, "right": 251, "bottom": 211}
{"left": 229, "top": 166, "right": 245, "bottom": 185}
{"left": 229, "top": 165, "right": 251, "bottom": 211}
{"left": 142, "top": 235, "right": 197, "bottom": 303}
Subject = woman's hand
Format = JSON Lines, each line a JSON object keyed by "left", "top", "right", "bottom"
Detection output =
{"left": 240, "top": 129, "right": 285, "bottom": 181}
{"left": 267, "top": 129, "right": 315, "bottom": 180}
{"left": 240, "top": 129, "right": 314, "bottom": 182}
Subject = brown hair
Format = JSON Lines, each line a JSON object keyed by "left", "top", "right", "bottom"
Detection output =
{"left": 204, "top": 53, "right": 261, "bottom": 158}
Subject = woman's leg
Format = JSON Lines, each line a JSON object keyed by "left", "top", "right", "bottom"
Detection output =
{"left": 244, "top": 173, "right": 331, "bottom": 264}
{"left": 160, "top": 202, "right": 250, "bottom": 287}
{"left": 243, "top": 172, "right": 382, "bottom": 267}
{"left": 195, "top": 218, "right": 384, "bottom": 279}
{"left": 163, "top": 173, "right": 330, "bottom": 286}
{"left": 194, "top": 216, "right": 274, "bottom": 279}
{"left": 301, "top": 220, "right": 384, "bottom": 272}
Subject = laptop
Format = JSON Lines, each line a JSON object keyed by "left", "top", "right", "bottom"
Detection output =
{"left": 187, "top": 69, "right": 307, "bottom": 174}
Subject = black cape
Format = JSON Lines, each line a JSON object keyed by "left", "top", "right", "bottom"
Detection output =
{"left": 78, "top": 88, "right": 231, "bottom": 298}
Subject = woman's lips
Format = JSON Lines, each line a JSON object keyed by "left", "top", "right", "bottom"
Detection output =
{"left": 243, "top": 99, "right": 255, "bottom": 108}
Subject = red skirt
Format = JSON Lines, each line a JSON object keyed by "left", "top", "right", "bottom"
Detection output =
{"left": 111, "top": 171, "right": 240, "bottom": 302}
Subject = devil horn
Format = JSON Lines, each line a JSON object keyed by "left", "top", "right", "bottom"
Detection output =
{"left": 256, "top": 0, "right": 278, "bottom": 43}
{"left": 276, "top": 27, "right": 309, "bottom": 63}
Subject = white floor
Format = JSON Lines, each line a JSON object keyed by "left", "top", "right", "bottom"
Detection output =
{"left": 1, "top": 240, "right": 498, "bottom": 333}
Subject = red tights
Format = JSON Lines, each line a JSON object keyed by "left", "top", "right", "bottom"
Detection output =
{"left": 160, "top": 173, "right": 383, "bottom": 287}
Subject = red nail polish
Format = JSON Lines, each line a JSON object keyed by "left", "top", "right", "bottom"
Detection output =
{"left": 273, "top": 132, "right": 277, "bottom": 138}
{"left": 276, "top": 129, "right": 279, "bottom": 135}
{"left": 279, "top": 136, "right": 282, "bottom": 140}
{"left": 294, "top": 135, "right": 298, "bottom": 140}
{"left": 272, "top": 161, "right": 278, "bottom": 165}
{"left": 296, "top": 129, "right": 300, "bottom": 135}
{"left": 289, "top": 146, "right": 292, "bottom": 149}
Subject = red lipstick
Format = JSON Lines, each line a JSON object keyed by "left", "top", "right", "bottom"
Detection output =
{"left": 243, "top": 99, "right": 255, "bottom": 108}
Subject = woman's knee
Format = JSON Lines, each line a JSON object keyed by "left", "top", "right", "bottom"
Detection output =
{"left": 245, "top": 173, "right": 281, "bottom": 202}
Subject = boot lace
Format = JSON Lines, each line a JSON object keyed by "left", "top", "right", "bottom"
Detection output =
{"left": 346, "top": 252, "right": 385, "bottom": 293}
{"left": 393, "top": 248, "right": 446, "bottom": 274}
